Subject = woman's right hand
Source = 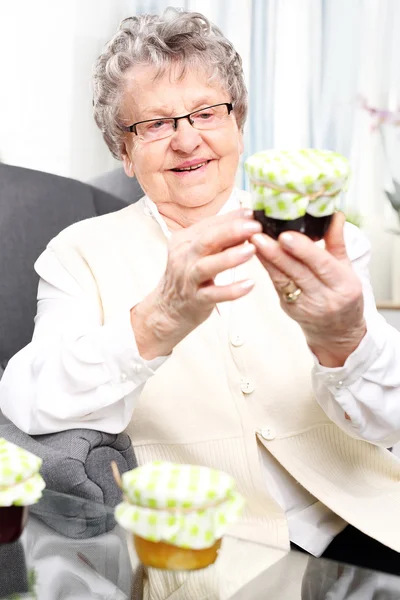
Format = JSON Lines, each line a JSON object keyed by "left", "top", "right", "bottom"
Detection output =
{"left": 131, "top": 209, "right": 261, "bottom": 359}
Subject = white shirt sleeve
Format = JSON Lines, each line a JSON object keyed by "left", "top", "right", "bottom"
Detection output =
{"left": 0, "top": 248, "right": 168, "bottom": 435}
{"left": 312, "top": 223, "right": 400, "bottom": 448}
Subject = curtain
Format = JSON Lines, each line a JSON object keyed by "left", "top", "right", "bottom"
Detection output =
{"left": 245, "top": 0, "right": 399, "bottom": 214}
{"left": 245, "top": 0, "right": 398, "bottom": 300}
{"left": 133, "top": 0, "right": 400, "bottom": 300}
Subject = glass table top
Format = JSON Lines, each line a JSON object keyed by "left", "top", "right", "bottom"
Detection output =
{"left": 1, "top": 489, "right": 399, "bottom": 599}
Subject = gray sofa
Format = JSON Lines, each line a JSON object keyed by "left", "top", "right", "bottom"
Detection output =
{"left": 90, "top": 167, "right": 143, "bottom": 205}
{"left": 0, "top": 164, "right": 143, "bottom": 528}
{"left": 0, "top": 163, "right": 142, "bottom": 369}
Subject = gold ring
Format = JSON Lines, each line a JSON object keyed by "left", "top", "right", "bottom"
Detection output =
{"left": 281, "top": 280, "right": 302, "bottom": 303}
{"left": 284, "top": 288, "right": 302, "bottom": 303}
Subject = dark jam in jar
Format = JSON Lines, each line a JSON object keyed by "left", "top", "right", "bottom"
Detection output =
{"left": 254, "top": 211, "right": 306, "bottom": 240}
{"left": 0, "top": 506, "right": 28, "bottom": 543}
{"left": 254, "top": 211, "right": 333, "bottom": 241}
{"left": 304, "top": 213, "right": 333, "bottom": 241}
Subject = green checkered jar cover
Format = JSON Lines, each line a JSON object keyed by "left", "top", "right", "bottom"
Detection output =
{"left": 114, "top": 461, "right": 245, "bottom": 550}
{"left": 244, "top": 148, "right": 350, "bottom": 219}
{"left": 0, "top": 438, "right": 45, "bottom": 506}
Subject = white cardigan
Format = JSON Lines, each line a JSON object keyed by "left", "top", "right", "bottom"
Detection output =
{"left": 1, "top": 192, "right": 400, "bottom": 559}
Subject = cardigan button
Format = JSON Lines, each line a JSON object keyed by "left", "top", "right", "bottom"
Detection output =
{"left": 120, "top": 372, "right": 128, "bottom": 382}
{"left": 240, "top": 380, "right": 255, "bottom": 394}
{"left": 260, "top": 427, "right": 276, "bottom": 441}
{"left": 231, "top": 334, "right": 244, "bottom": 347}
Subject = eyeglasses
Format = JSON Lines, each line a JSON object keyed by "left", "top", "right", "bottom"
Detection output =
{"left": 120, "top": 102, "right": 233, "bottom": 142}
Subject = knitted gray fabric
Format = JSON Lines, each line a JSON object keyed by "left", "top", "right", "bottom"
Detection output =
{"left": 0, "top": 423, "right": 137, "bottom": 538}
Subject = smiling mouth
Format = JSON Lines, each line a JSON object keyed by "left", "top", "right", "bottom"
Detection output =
{"left": 170, "top": 160, "right": 211, "bottom": 172}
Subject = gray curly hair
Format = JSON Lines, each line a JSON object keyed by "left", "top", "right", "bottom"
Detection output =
{"left": 92, "top": 7, "right": 248, "bottom": 160}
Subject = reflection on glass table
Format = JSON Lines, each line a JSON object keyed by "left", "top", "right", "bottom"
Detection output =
{"left": 0, "top": 489, "right": 399, "bottom": 599}
{"left": 0, "top": 489, "right": 133, "bottom": 600}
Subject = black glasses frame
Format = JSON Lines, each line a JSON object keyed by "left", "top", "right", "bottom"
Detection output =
{"left": 120, "top": 103, "right": 234, "bottom": 135}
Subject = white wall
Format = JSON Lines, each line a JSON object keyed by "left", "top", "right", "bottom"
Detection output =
{"left": 0, "top": 0, "right": 136, "bottom": 181}
{"left": 0, "top": 0, "right": 251, "bottom": 183}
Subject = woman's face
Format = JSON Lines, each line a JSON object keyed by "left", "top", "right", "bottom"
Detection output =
{"left": 120, "top": 64, "right": 243, "bottom": 211}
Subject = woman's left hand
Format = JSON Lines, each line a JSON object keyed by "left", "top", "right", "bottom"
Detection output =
{"left": 251, "top": 212, "right": 367, "bottom": 368}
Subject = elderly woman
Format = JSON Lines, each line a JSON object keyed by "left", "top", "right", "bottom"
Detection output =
{"left": 1, "top": 7, "right": 400, "bottom": 580}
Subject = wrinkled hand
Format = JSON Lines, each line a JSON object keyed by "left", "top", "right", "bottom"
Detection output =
{"left": 132, "top": 209, "right": 261, "bottom": 359}
{"left": 252, "top": 212, "right": 367, "bottom": 367}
